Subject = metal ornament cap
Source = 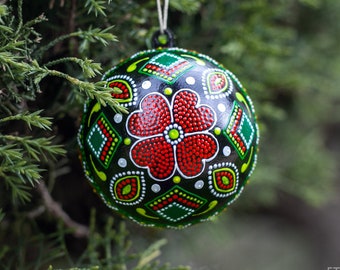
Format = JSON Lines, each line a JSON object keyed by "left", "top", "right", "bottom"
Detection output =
{"left": 78, "top": 47, "right": 259, "bottom": 228}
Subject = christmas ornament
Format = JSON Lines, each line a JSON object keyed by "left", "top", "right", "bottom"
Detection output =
{"left": 78, "top": 2, "right": 259, "bottom": 228}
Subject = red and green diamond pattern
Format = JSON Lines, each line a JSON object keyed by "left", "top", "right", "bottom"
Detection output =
{"left": 139, "top": 52, "right": 193, "bottom": 84}
{"left": 223, "top": 101, "right": 255, "bottom": 159}
{"left": 146, "top": 186, "right": 207, "bottom": 222}
{"left": 86, "top": 113, "right": 122, "bottom": 168}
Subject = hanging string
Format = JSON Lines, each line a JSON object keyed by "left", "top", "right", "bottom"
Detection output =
{"left": 156, "top": 0, "right": 169, "bottom": 34}
{"left": 153, "top": 0, "right": 174, "bottom": 47}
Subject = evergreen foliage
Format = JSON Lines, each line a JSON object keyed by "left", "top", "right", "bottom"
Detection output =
{"left": 0, "top": 0, "right": 339, "bottom": 268}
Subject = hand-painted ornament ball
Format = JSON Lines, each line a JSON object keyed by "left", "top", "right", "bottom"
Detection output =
{"left": 78, "top": 47, "right": 259, "bottom": 228}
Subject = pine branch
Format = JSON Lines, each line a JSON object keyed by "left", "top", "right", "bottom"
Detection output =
{"left": 85, "top": 0, "right": 108, "bottom": 17}
{"left": 0, "top": 3, "right": 122, "bottom": 113}
{"left": 0, "top": 137, "right": 64, "bottom": 203}
{"left": 0, "top": 163, "right": 42, "bottom": 203}
{"left": 0, "top": 144, "right": 42, "bottom": 202}
{"left": 14, "top": 0, "right": 23, "bottom": 36}
{"left": 47, "top": 69, "right": 123, "bottom": 110}
{"left": 78, "top": 26, "right": 117, "bottom": 53}
{"left": 45, "top": 57, "right": 102, "bottom": 79}
{"left": 0, "top": 135, "right": 66, "bottom": 161}
{"left": 0, "top": 215, "right": 65, "bottom": 269}
{"left": 0, "top": 110, "right": 53, "bottom": 130}
{"left": 0, "top": 51, "right": 31, "bottom": 79}
{"left": 0, "top": 145, "right": 23, "bottom": 162}
{"left": 0, "top": 145, "right": 43, "bottom": 185}
{"left": 135, "top": 239, "right": 167, "bottom": 269}
{"left": 26, "top": 59, "right": 127, "bottom": 113}
{"left": 170, "top": 0, "right": 202, "bottom": 14}
{"left": 36, "top": 26, "right": 117, "bottom": 57}
{"left": 0, "top": 4, "right": 9, "bottom": 20}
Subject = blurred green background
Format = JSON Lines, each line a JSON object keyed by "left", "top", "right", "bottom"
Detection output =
{"left": 1, "top": 0, "right": 339, "bottom": 269}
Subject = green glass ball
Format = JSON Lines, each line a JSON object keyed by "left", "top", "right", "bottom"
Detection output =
{"left": 78, "top": 47, "right": 259, "bottom": 228}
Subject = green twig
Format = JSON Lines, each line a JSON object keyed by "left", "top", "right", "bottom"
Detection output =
{"left": 0, "top": 134, "right": 66, "bottom": 161}
{"left": 44, "top": 57, "right": 102, "bottom": 78}
{"left": 0, "top": 110, "right": 52, "bottom": 130}
{"left": 35, "top": 27, "right": 117, "bottom": 57}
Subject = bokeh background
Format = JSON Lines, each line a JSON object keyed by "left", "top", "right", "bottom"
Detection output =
{"left": 1, "top": 0, "right": 339, "bottom": 269}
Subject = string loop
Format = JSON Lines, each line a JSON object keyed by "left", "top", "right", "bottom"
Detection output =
{"left": 156, "top": 0, "right": 169, "bottom": 34}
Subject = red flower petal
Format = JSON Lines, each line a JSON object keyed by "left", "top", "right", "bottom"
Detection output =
{"left": 176, "top": 134, "right": 218, "bottom": 177}
{"left": 131, "top": 136, "right": 175, "bottom": 180}
{"left": 128, "top": 93, "right": 171, "bottom": 137}
{"left": 173, "top": 90, "right": 215, "bottom": 133}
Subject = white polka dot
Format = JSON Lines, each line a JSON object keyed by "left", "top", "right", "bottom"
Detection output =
{"left": 186, "top": 76, "right": 195, "bottom": 85}
{"left": 114, "top": 113, "right": 123, "bottom": 123}
{"left": 223, "top": 146, "right": 231, "bottom": 156}
{"left": 151, "top": 184, "right": 161, "bottom": 193}
{"left": 118, "top": 158, "right": 127, "bottom": 168}
{"left": 217, "top": 103, "right": 226, "bottom": 112}
{"left": 195, "top": 180, "right": 204, "bottom": 189}
{"left": 142, "top": 80, "right": 152, "bottom": 89}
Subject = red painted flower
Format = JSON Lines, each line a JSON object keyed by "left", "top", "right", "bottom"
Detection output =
{"left": 127, "top": 89, "right": 218, "bottom": 180}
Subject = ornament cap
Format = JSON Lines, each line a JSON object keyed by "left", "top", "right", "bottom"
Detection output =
{"left": 151, "top": 29, "right": 175, "bottom": 48}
